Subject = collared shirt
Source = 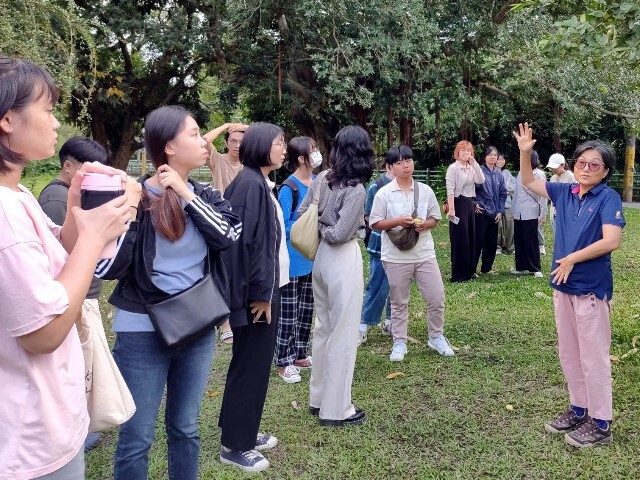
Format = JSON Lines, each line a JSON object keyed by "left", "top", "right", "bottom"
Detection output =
{"left": 475, "top": 165, "right": 507, "bottom": 217}
{"left": 369, "top": 179, "right": 441, "bottom": 263}
{"left": 550, "top": 170, "right": 575, "bottom": 184}
{"left": 445, "top": 161, "right": 485, "bottom": 198}
{"left": 365, "top": 173, "right": 393, "bottom": 255}
{"left": 546, "top": 181, "right": 625, "bottom": 299}
{"left": 512, "top": 169, "right": 547, "bottom": 220}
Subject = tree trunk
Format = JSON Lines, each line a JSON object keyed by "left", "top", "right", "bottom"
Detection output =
{"left": 554, "top": 105, "right": 562, "bottom": 152}
{"left": 623, "top": 135, "right": 636, "bottom": 202}
{"left": 435, "top": 97, "right": 441, "bottom": 163}
{"left": 110, "top": 119, "right": 138, "bottom": 171}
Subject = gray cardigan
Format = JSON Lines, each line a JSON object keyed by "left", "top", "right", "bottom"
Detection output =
{"left": 512, "top": 169, "right": 547, "bottom": 220}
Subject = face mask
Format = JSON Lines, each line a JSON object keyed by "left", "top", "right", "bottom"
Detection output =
{"left": 310, "top": 151, "right": 323, "bottom": 168}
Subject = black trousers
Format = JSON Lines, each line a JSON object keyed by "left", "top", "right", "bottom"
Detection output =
{"left": 473, "top": 213, "right": 499, "bottom": 273}
{"left": 449, "top": 196, "right": 476, "bottom": 282}
{"left": 219, "top": 289, "right": 280, "bottom": 451}
{"left": 514, "top": 219, "right": 541, "bottom": 272}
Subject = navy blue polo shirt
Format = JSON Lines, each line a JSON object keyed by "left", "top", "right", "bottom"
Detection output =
{"left": 546, "top": 181, "right": 625, "bottom": 299}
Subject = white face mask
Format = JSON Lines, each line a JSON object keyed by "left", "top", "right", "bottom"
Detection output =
{"left": 310, "top": 151, "right": 323, "bottom": 168}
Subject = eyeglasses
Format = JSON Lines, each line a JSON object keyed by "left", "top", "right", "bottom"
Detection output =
{"left": 574, "top": 160, "right": 605, "bottom": 172}
{"left": 392, "top": 158, "right": 414, "bottom": 166}
{"left": 272, "top": 139, "right": 286, "bottom": 147}
{"left": 227, "top": 139, "right": 242, "bottom": 146}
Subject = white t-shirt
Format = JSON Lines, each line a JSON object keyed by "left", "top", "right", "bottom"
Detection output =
{"left": 369, "top": 179, "right": 442, "bottom": 263}
{"left": 0, "top": 185, "right": 88, "bottom": 480}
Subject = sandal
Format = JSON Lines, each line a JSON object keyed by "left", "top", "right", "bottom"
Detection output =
{"left": 220, "top": 330, "right": 233, "bottom": 345}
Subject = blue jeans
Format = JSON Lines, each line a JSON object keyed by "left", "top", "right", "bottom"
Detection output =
{"left": 360, "top": 253, "right": 391, "bottom": 326}
{"left": 112, "top": 331, "right": 215, "bottom": 480}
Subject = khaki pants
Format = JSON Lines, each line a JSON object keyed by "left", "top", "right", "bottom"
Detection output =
{"left": 309, "top": 239, "right": 363, "bottom": 421}
{"left": 383, "top": 258, "right": 445, "bottom": 342}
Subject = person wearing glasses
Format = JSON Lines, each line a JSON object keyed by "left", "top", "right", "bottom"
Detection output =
{"left": 514, "top": 124, "right": 625, "bottom": 448}
{"left": 204, "top": 122, "right": 249, "bottom": 344}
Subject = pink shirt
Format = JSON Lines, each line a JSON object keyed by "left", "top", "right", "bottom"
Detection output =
{"left": 0, "top": 185, "right": 88, "bottom": 480}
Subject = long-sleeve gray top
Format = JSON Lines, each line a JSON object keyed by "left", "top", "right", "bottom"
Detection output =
{"left": 298, "top": 171, "right": 366, "bottom": 245}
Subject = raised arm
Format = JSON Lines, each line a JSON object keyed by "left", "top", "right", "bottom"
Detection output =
{"left": 512, "top": 123, "right": 548, "bottom": 199}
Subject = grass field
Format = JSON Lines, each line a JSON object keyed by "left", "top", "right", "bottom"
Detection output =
{"left": 23, "top": 174, "right": 640, "bottom": 479}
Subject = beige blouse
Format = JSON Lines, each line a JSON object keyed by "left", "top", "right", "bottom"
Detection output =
{"left": 445, "top": 161, "right": 485, "bottom": 198}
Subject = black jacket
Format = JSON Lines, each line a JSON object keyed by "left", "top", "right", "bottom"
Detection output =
{"left": 95, "top": 175, "right": 242, "bottom": 314}
{"left": 222, "top": 167, "right": 280, "bottom": 327}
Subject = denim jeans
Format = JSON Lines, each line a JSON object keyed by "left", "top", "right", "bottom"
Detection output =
{"left": 112, "top": 331, "right": 215, "bottom": 480}
{"left": 360, "top": 253, "right": 391, "bottom": 326}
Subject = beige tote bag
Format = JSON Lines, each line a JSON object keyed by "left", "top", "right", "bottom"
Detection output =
{"left": 77, "top": 300, "right": 136, "bottom": 432}
{"left": 290, "top": 171, "right": 327, "bottom": 260}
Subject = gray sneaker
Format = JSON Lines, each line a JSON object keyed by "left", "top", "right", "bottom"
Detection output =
{"left": 381, "top": 319, "right": 392, "bottom": 336}
{"left": 390, "top": 341, "right": 407, "bottom": 362}
{"left": 220, "top": 446, "right": 269, "bottom": 472}
{"left": 358, "top": 329, "right": 367, "bottom": 346}
{"left": 544, "top": 408, "right": 588, "bottom": 434}
{"left": 565, "top": 418, "right": 613, "bottom": 447}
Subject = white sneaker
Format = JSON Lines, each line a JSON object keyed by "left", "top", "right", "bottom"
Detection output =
{"left": 510, "top": 267, "right": 526, "bottom": 275}
{"left": 390, "top": 341, "right": 407, "bottom": 362}
{"left": 539, "top": 245, "right": 546, "bottom": 255}
{"left": 381, "top": 319, "right": 392, "bottom": 337}
{"left": 533, "top": 271, "right": 544, "bottom": 278}
{"left": 358, "top": 329, "right": 367, "bottom": 346}
{"left": 428, "top": 335, "right": 455, "bottom": 357}
{"left": 496, "top": 248, "right": 502, "bottom": 255}
{"left": 277, "top": 365, "right": 301, "bottom": 384}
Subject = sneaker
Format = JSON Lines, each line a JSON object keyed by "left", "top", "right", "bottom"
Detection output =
{"left": 428, "top": 335, "right": 455, "bottom": 357}
{"left": 319, "top": 407, "right": 367, "bottom": 427}
{"left": 381, "top": 319, "right": 392, "bottom": 337}
{"left": 510, "top": 267, "right": 526, "bottom": 275}
{"left": 533, "top": 271, "right": 544, "bottom": 278}
{"left": 220, "top": 446, "right": 269, "bottom": 472}
{"left": 540, "top": 245, "right": 546, "bottom": 255}
{"left": 255, "top": 432, "right": 278, "bottom": 451}
{"left": 390, "top": 341, "right": 407, "bottom": 362}
{"left": 496, "top": 248, "right": 502, "bottom": 255}
{"left": 277, "top": 365, "right": 301, "bottom": 384}
{"left": 358, "top": 329, "right": 367, "bottom": 346}
{"left": 293, "top": 356, "right": 312, "bottom": 369}
{"left": 544, "top": 408, "right": 589, "bottom": 434}
{"left": 565, "top": 418, "right": 613, "bottom": 447}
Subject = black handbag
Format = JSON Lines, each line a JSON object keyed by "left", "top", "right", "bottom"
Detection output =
{"left": 386, "top": 181, "right": 420, "bottom": 251}
{"left": 141, "top": 256, "right": 230, "bottom": 347}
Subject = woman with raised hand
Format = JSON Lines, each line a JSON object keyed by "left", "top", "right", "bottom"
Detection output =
{"left": 0, "top": 56, "right": 138, "bottom": 479}
{"left": 96, "top": 105, "right": 241, "bottom": 480}
{"left": 445, "top": 141, "right": 485, "bottom": 282}
{"left": 218, "top": 122, "right": 289, "bottom": 472}
{"left": 513, "top": 123, "right": 625, "bottom": 448}
{"left": 298, "top": 125, "right": 375, "bottom": 427}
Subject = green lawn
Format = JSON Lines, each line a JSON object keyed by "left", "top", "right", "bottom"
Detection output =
{"left": 22, "top": 175, "right": 640, "bottom": 479}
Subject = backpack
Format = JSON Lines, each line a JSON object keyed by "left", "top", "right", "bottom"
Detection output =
{"left": 364, "top": 177, "right": 386, "bottom": 247}
{"left": 278, "top": 177, "right": 299, "bottom": 220}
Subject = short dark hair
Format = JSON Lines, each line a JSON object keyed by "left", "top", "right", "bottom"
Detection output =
{"left": 284, "top": 136, "right": 315, "bottom": 172}
{"left": 59, "top": 136, "right": 108, "bottom": 167}
{"left": 239, "top": 122, "right": 284, "bottom": 168}
{"left": 327, "top": 125, "right": 375, "bottom": 188}
{"left": 384, "top": 145, "right": 413, "bottom": 165}
{"left": 530, "top": 150, "right": 540, "bottom": 169}
{"left": 569, "top": 140, "right": 616, "bottom": 183}
{"left": 482, "top": 146, "right": 498, "bottom": 163}
{"left": 0, "top": 57, "right": 60, "bottom": 174}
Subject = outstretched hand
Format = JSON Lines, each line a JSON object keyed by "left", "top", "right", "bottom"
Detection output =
{"left": 512, "top": 122, "right": 537, "bottom": 153}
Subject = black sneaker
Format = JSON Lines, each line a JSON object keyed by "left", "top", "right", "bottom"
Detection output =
{"left": 319, "top": 407, "right": 366, "bottom": 427}
{"left": 220, "top": 446, "right": 269, "bottom": 472}
{"left": 309, "top": 406, "right": 320, "bottom": 416}
{"left": 544, "top": 408, "right": 588, "bottom": 434}
{"left": 565, "top": 418, "right": 613, "bottom": 447}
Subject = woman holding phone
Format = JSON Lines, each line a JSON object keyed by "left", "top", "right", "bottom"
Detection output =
{"left": 0, "top": 57, "right": 138, "bottom": 479}
{"left": 445, "top": 141, "right": 485, "bottom": 282}
{"left": 96, "top": 105, "right": 241, "bottom": 480}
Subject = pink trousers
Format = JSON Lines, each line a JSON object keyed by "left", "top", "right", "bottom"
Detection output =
{"left": 553, "top": 290, "right": 612, "bottom": 420}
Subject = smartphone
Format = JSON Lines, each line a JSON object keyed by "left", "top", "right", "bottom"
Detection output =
{"left": 81, "top": 189, "right": 125, "bottom": 210}
{"left": 450, "top": 216, "right": 460, "bottom": 225}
